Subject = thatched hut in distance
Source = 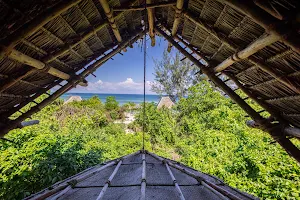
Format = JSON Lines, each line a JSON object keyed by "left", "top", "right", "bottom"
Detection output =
{"left": 64, "top": 96, "right": 82, "bottom": 104}
{"left": 157, "top": 96, "right": 175, "bottom": 109}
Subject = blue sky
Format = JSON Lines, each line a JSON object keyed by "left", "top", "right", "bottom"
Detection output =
{"left": 70, "top": 36, "right": 170, "bottom": 94}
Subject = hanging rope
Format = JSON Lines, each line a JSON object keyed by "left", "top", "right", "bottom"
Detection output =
{"left": 142, "top": 1, "right": 147, "bottom": 151}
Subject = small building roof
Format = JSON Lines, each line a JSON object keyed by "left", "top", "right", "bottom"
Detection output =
{"left": 157, "top": 96, "right": 175, "bottom": 109}
{"left": 64, "top": 96, "right": 82, "bottom": 104}
{"left": 26, "top": 151, "right": 258, "bottom": 200}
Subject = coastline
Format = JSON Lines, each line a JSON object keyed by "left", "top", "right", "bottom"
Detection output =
{"left": 60, "top": 93, "right": 161, "bottom": 105}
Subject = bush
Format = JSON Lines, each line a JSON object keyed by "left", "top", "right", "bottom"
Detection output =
{"left": 105, "top": 96, "right": 119, "bottom": 111}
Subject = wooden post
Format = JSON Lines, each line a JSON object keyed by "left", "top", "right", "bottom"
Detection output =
{"left": 213, "top": 33, "right": 279, "bottom": 72}
{"left": 0, "top": 0, "right": 82, "bottom": 60}
{"left": 155, "top": 26, "right": 263, "bottom": 122}
{"left": 253, "top": 0, "right": 283, "bottom": 20}
{"left": 167, "top": 0, "right": 184, "bottom": 52}
{"left": 217, "top": 0, "right": 300, "bottom": 54}
{"left": 155, "top": 26, "right": 300, "bottom": 163}
{"left": 112, "top": 2, "right": 176, "bottom": 11}
{"left": 247, "top": 120, "right": 300, "bottom": 139}
{"left": 99, "top": 0, "right": 122, "bottom": 43}
{"left": 3, "top": 47, "right": 87, "bottom": 86}
{"left": 146, "top": 0, "right": 155, "bottom": 46}
{"left": 0, "top": 30, "right": 144, "bottom": 138}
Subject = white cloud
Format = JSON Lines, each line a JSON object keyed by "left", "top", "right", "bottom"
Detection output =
{"left": 68, "top": 78, "right": 155, "bottom": 94}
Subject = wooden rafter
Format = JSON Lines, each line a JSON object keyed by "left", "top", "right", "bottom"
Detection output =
{"left": 213, "top": 33, "right": 279, "bottom": 72}
{"left": 99, "top": 0, "right": 122, "bottom": 43}
{"left": 147, "top": 0, "right": 155, "bottom": 46}
{"left": 181, "top": 11, "right": 300, "bottom": 94}
{"left": 217, "top": 0, "right": 300, "bottom": 54}
{"left": 167, "top": 0, "right": 184, "bottom": 52}
{"left": 155, "top": 25, "right": 300, "bottom": 163}
{"left": 112, "top": 2, "right": 176, "bottom": 11}
{"left": 3, "top": 47, "right": 87, "bottom": 86}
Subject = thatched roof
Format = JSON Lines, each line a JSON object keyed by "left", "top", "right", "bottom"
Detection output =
{"left": 64, "top": 95, "right": 82, "bottom": 104}
{"left": 157, "top": 96, "right": 174, "bottom": 109}
{"left": 26, "top": 150, "right": 258, "bottom": 200}
{"left": 0, "top": 0, "right": 299, "bottom": 161}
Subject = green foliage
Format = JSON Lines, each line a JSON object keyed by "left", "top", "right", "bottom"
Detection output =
{"left": 0, "top": 97, "right": 141, "bottom": 199}
{"left": 0, "top": 85, "right": 299, "bottom": 200}
{"left": 105, "top": 96, "right": 119, "bottom": 111}
{"left": 151, "top": 48, "right": 199, "bottom": 101}
{"left": 135, "top": 82, "right": 300, "bottom": 199}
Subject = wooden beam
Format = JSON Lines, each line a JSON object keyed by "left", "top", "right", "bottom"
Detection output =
{"left": 247, "top": 120, "right": 300, "bottom": 139}
{"left": 0, "top": 0, "right": 82, "bottom": 60}
{"left": 253, "top": 0, "right": 283, "bottom": 20}
{"left": 112, "top": 2, "right": 176, "bottom": 11}
{"left": 147, "top": 0, "right": 156, "bottom": 46}
{"left": 3, "top": 47, "right": 87, "bottom": 87}
{"left": 182, "top": 11, "right": 300, "bottom": 94}
{"left": 155, "top": 26, "right": 300, "bottom": 163}
{"left": 167, "top": 0, "right": 184, "bottom": 52}
{"left": 99, "top": 0, "right": 122, "bottom": 43}
{"left": 213, "top": 33, "right": 279, "bottom": 72}
{"left": 217, "top": 0, "right": 300, "bottom": 54}
{"left": 156, "top": 26, "right": 263, "bottom": 121}
{"left": 0, "top": 30, "right": 144, "bottom": 138}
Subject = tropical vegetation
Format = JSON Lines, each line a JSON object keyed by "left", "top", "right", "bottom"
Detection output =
{"left": 0, "top": 83, "right": 299, "bottom": 199}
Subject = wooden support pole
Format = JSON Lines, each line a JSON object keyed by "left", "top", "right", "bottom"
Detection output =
{"left": 0, "top": 30, "right": 144, "bottom": 138}
{"left": 155, "top": 26, "right": 263, "bottom": 122}
{"left": 147, "top": 0, "right": 156, "bottom": 46}
{"left": 99, "top": 0, "right": 122, "bottom": 43}
{"left": 167, "top": 0, "right": 184, "bottom": 52}
{"left": 218, "top": 0, "right": 300, "bottom": 54}
{"left": 3, "top": 47, "right": 87, "bottom": 87}
{"left": 181, "top": 11, "right": 300, "bottom": 94}
{"left": 253, "top": 0, "right": 283, "bottom": 20}
{"left": 0, "top": 0, "right": 82, "bottom": 60}
{"left": 247, "top": 120, "right": 300, "bottom": 139}
{"left": 155, "top": 26, "right": 300, "bottom": 163}
{"left": 213, "top": 33, "right": 279, "bottom": 72}
{"left": 112, "top": 2, "right": 176, "bottom": 11}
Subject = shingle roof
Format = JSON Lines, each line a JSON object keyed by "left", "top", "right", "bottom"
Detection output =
{"left": 26, "top": 150, "right": 258, "bottom": 200}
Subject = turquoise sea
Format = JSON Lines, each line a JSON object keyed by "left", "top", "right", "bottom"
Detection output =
{"left": 60, "top": 93, "right": 161, "bottom": 105}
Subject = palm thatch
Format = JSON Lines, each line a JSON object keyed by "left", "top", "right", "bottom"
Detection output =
{"left": 157, "top": 96, "right": 174, "bottom": 109}
{"left": 0, "top": 0, "right": 299, "bottom": 161}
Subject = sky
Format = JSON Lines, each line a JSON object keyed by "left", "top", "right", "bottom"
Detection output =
{"left": 68, "top": 36, "right": 170, "bottom": 94}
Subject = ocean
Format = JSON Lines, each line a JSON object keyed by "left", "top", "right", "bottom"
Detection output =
{"left": 60, "top": 93, "right": 161, "bottom": 105}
